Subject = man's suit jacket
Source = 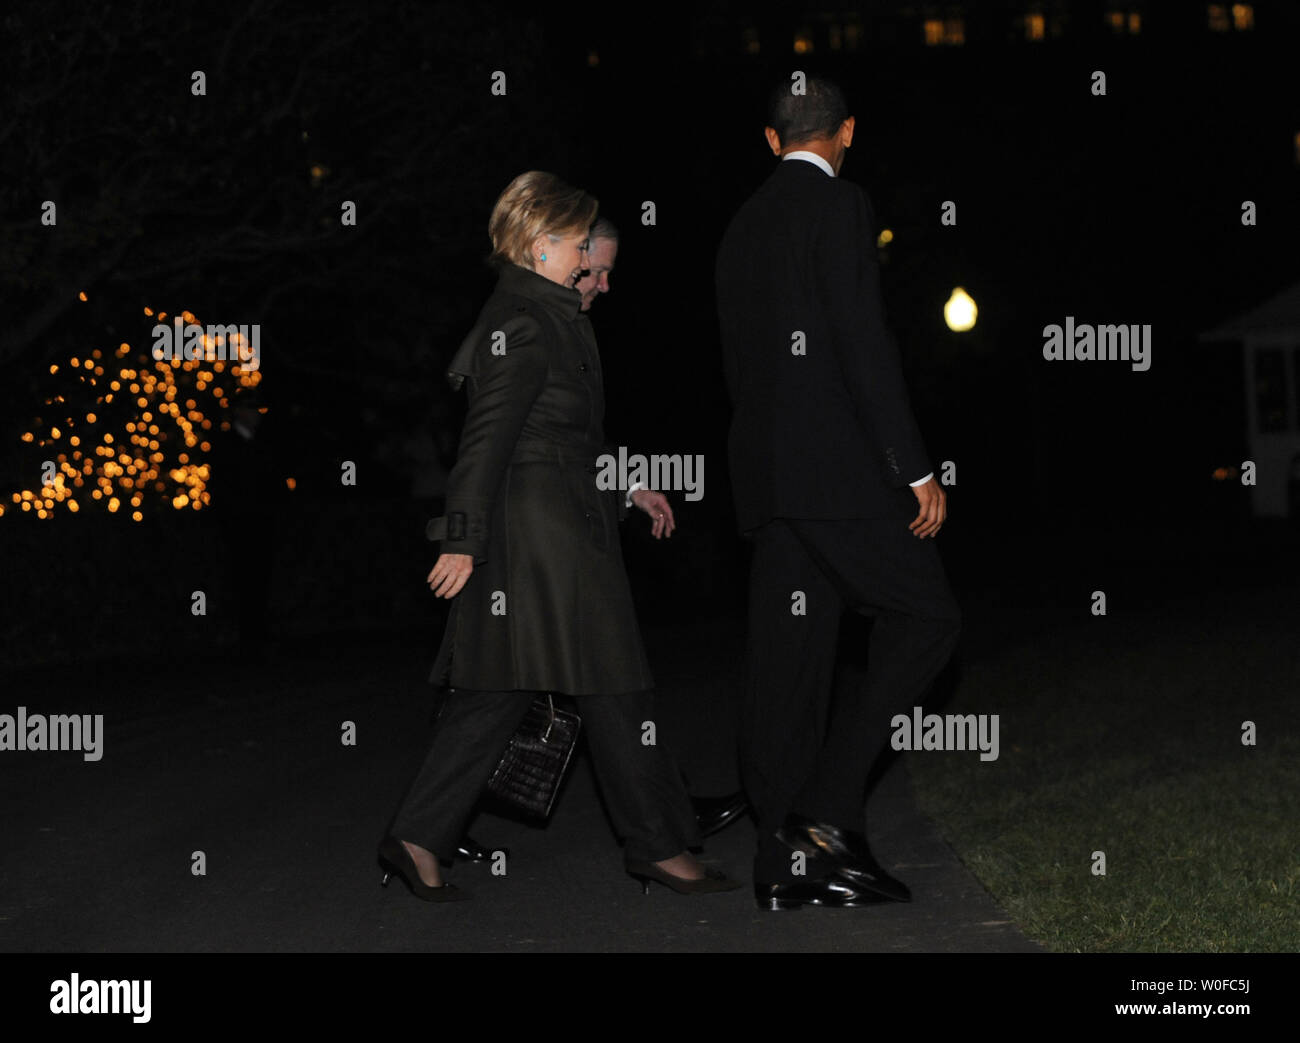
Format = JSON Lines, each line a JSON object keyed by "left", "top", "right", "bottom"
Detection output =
{"left": 715, "top": 157, "right": 932, "bottom": 533}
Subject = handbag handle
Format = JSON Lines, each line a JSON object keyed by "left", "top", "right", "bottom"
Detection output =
{"left": 540, "top": 694, "right": 556, "bottom": 744}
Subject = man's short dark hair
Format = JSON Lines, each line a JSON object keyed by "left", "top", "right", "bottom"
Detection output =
{"left": 766, "top": 77, "right": 849, "bottom": 148}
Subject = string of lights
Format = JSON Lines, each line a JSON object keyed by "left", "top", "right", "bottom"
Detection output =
{"left": 3, "top": 300, "right": 262, "bottom": 521}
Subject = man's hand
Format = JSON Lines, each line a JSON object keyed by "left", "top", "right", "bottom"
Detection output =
{"left": 427, "top": 552, "right": 473, "bottom": 598}
{"left": 909, "top": 477, "right": 946, "bottom": 539}
{"left": 630, "top": 489, "right": 676, "bottom": 539}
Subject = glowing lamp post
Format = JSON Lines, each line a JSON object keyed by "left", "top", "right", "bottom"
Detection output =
{"left": 944, "top": 286, "right": 977, "bottom": 332}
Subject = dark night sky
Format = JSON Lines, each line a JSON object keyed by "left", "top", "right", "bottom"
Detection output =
{"left": 545, "top": 3, "right": 1299, "bottom": 593}
{"left": 1, "top": 0, "right": 1297, "bottom": 653}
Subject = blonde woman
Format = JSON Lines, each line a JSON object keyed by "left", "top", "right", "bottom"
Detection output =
{"left": 379, "top": 171, "right": 738, "bottom": 901}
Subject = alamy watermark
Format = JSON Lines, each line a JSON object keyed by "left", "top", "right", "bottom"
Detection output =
{"left": 0, "top": 707, "right": 103, "bottom": 761}
{"left": 1042, "top": 316, "right": 1150, "bottom": 371}
{"left": 151, "top": 316, "right": 261, "bottom": 371}
{"left": 595, "top": 446, "right": 704, "bottom": 501}
{"left": 50, "top": 974, "right": 150, "bottom": 1023}
{"left": 891, "top": 706, "right": 999, "bottom": 762}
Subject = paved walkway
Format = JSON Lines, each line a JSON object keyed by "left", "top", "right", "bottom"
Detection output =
{"left": 0, "top": 622, "right": 1039, "bottom": 952}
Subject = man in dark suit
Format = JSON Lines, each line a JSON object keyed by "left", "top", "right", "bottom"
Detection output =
{"left": 715, "top": 77, "right": 962, "bottom": 910}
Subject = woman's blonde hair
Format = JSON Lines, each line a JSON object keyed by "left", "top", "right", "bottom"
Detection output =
{"left": 488, "top": 171, "right": 598, "bottom": 270}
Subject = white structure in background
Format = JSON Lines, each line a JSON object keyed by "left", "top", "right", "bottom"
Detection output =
{"left": 1200, "top": 280, "right": 1300, "bottom": 518}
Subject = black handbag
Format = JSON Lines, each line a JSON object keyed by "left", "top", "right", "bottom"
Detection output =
{"left": 485, "top": 695, "right": 581, "bottom": 819}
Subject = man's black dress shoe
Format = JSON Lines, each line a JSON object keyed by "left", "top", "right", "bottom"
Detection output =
{"left": 691, "top": 792, "right": 749, "bottom": 837}
{"left": 776, "top": 812, "right": 912, "bottom": 903}
{"left": 754, "top": 876, "right": 889, "bottom": 911}
{"left": 457, "top": 834, "right": 508, "bottom": 863}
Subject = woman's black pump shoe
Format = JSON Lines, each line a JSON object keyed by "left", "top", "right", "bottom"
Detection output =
{"left": 625, "top": 859, "right": 742, "bottom": 895}
{"left": 379, "top": 836, "right": 470, "bottom": 902}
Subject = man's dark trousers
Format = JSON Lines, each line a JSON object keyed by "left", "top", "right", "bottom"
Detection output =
{"left": 743, "top": 515, "right": 961, "bottom": 881}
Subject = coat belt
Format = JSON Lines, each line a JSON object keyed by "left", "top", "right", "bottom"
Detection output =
{"left": 508, "top": 439, "right": 604, "bottom": 468}
{"left": 425, "top": 440, "right": 606, "bottom": 542}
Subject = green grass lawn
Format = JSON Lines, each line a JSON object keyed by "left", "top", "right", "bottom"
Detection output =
{"left": 907, "top": 584, "right": 1300, "bottom": 952}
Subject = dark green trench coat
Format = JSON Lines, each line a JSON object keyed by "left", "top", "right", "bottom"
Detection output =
{"left": 424, "top": 262, "right": 654, "bottom": 695}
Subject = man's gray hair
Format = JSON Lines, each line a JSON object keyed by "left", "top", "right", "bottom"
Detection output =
{"left": 590, "top": 216, "right": 619, "bottom": 243}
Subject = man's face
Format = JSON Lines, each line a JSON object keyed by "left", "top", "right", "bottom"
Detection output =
{"left": 576, "top": 238, "right": 618, "bottom": 312}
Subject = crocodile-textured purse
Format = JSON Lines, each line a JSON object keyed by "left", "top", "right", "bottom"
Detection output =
{"left": 485, "top": 695, "right": 581, "bottom": 819}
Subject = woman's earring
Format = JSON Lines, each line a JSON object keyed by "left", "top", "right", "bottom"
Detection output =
{"left": 540, "top": 253, "right": 547, "bottom": 261}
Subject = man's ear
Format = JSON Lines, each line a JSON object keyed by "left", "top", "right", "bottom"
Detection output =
{"left": 764, "top": 126, "right": 782, "bottom": 156}
{"left": 840, "top": 116, "right": 855, "bottom": 149}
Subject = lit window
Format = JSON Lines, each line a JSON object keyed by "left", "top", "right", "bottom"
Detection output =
{"left": 793, "top": 29, "right": 813, "bottom": 54}
{"left": 1106, "top": 9, "right": 1141, "bottom": 34}
{"left": 1208, "top": 4, "right": 1229, "bottom": 31}
{"left": 1107, "top": 9, "right": 1138, "bottom": 33}
{"left": 1232, "top": 3, "right": 1254, "bottom": 30}
{"left": 1026, "top": 13, "right": 1046, "bottom": 40}
{"left": 924, "top": 17, "right": 964, "bottom": 45}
